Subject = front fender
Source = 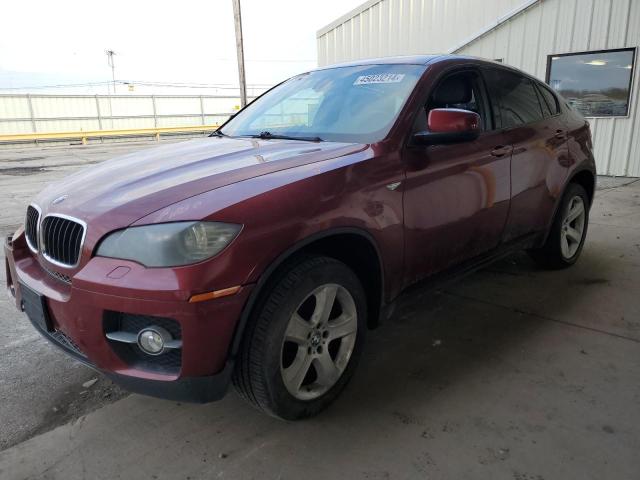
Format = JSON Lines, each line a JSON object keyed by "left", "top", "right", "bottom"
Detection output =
{"left": 135, "top": 150, "right": 405, "bottom": 302}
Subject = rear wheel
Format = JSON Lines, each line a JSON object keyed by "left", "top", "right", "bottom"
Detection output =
{"left": 233, "top": 255, "right": 367, "bottom": 420}
{"left": 529, "top": 182, "right": 589, "bottom": 269}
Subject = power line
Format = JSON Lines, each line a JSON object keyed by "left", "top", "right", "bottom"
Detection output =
{"left": 0, "top": 81, "right": 115, "bottom": 91}
{"left": 0, "top": 80, "right": 273, "bottom": 91}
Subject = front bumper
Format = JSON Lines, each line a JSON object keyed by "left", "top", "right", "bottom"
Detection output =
{"left": 5, "top": 231, "right": 252, "bottom": 403}
{"left": 105, "top": 363, "right": 235, "bottom": 403}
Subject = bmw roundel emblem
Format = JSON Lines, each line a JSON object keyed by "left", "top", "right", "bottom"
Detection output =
{"left": 51, "top": 195, "right": 68, "bottom": 205}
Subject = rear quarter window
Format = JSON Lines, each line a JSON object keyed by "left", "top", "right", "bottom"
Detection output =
{"left": 538, "top": 84, "right": 560, "bottom": 115}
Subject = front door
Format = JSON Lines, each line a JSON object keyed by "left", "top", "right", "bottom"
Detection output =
{"left": 402, "top": 69, "right": 512, "bottom": 285}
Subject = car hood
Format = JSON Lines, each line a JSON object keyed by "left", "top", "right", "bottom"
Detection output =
{"left": 34, "top": 137, "right": 365, "bottom": 240}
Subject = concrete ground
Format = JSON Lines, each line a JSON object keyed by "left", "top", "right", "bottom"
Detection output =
{"left": 0, "top": 140, "right": 185, "bottom": 450}
{"left": 0, "top": 141, "right": 639, "bottom": 479}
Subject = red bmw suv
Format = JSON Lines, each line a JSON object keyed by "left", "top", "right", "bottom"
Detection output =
{"left": 6, "top": 56, "right": 595, "bottom": 419}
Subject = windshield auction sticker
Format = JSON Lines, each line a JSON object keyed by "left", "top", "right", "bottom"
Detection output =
{"left": 353, "top": 73, "right": 405, "bottom": 85}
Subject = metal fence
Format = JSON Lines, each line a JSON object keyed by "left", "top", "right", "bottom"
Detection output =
{"left": 0, "top": 94, "right": 258, "bottom": 135}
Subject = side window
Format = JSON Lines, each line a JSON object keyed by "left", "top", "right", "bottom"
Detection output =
{"left": 537, "top": 84, "right": 560, "bottom": 116}
{"left": 414, "top": 71, "right": 491, "bottom": 133}
{"left": 537, "top": 87, "right": 552, "bottom": 117}
{"left": 484, "top": 69, "right": 545, "bottom": 128}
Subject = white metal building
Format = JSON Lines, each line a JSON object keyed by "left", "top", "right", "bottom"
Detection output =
{"left": 317, "top": 0, "right": 640, "bottom": 177}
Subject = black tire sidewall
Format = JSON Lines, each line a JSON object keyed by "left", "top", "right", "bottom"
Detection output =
{"left": 552, "top": 183, "right": 590, "bottom": 265}
{"left": 254, "top": 258, "right": 367, "bottom": 420}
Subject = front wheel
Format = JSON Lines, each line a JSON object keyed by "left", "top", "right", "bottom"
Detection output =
{"left": 529, "top": 182, "right": 590, "bottom": 269}
{"left": 233, "top": 255, "right": 367, "bottom": 420}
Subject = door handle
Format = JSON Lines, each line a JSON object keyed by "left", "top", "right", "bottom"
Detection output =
{"left": 490, "top": 145, "right": 511, "bottom": 157}
{"left": 555, "top": 129, "right": 567, "bottom": 139}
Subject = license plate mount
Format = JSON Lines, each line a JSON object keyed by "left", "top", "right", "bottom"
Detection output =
{"left": 19, "top": 281, "right": 53, "bottom": 332}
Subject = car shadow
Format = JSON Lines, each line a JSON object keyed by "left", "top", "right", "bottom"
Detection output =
{"left": 317, "top": 246, "right": 618, "bottom": 422}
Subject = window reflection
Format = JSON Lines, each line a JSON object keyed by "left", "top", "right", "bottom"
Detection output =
{"left": 547, "top": 48, "right": 635, "bottom": 117}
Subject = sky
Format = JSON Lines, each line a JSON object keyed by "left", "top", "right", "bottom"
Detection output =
{"left": 0, "top": 0, "right": 363, "bottom": 95}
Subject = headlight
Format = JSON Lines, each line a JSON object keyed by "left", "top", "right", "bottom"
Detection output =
{"left": 96, "top": 222, "right": 241, "bottom": 267}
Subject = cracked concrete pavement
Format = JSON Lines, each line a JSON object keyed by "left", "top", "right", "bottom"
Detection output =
{"left": 0, "top": 140, "right": 638, "bottom": 479}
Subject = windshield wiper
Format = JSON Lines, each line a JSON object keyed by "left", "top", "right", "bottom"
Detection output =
{"left": 209, "top": 130, "right": 228, "bottom": 137}
{"left": 249, "top": 131, "right": 323, "bottom": 142}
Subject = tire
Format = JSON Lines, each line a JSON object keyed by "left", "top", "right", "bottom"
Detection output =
{"left": 232, "top": 255, "right": 367, "bottom": 420}
{"left": 529, "top": 182, "right": 590, "bottom": 269}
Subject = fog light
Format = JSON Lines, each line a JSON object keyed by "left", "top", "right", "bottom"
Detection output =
{"left": 137, "top": 326, "right": 171, "bottom": 355}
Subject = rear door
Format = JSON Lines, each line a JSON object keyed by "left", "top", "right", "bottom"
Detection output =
{"left": 482, "top": 68, "right": 569, "bottom": 241}
{"left": 402, "top": 68, "right": 512, "bottom": 284}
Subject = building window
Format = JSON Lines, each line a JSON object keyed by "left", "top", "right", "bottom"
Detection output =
{"left": 546, "top": 48, "right": 636, "bottom": 117}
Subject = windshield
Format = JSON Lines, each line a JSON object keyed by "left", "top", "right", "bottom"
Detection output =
{"left": 220, "top": 64, "right": 426, "bottom": 143}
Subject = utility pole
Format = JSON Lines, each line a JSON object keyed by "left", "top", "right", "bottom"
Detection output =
{"left": 232, "top": 0, "right": 247, "bottom": 107}
{"left": 106, "top": 50, "right": 116, "bottom": 94}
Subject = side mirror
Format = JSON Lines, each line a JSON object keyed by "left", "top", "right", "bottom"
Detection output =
{"left": 413, "top": 108, "right": 481, "bottom": 145}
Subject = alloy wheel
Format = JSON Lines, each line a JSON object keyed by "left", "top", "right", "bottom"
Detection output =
{"left": 560, "top": 195, "right": 586, "bottom": 259}
{"left": 280, "top": 284, "right": 358, "bottom": 401}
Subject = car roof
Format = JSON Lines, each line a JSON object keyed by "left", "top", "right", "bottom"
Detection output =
{"left": 314, "top": 54, "right": 519, "bottom": 70}
{"left": 314, "top": 55, "right": 443, "bottom": 70}
{"left": 312, "top": 54, "right": 545, "bottom": 84}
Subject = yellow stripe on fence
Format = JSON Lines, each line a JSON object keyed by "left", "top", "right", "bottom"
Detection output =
{"left": 0, "top": 124, "right": 221, "bottom": 144}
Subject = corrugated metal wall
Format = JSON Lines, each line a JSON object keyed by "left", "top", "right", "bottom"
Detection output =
{"left": 317, "top": 0, "right": 530, "bottom": 65}
{"left": 317, "top": 0, "right": 640, "bottom": 177}
{"left": 0, "top": 95, "right": 253, "bottom": 135}
{"left": 457, "top": 0, "right": 640, "bottom": 177}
